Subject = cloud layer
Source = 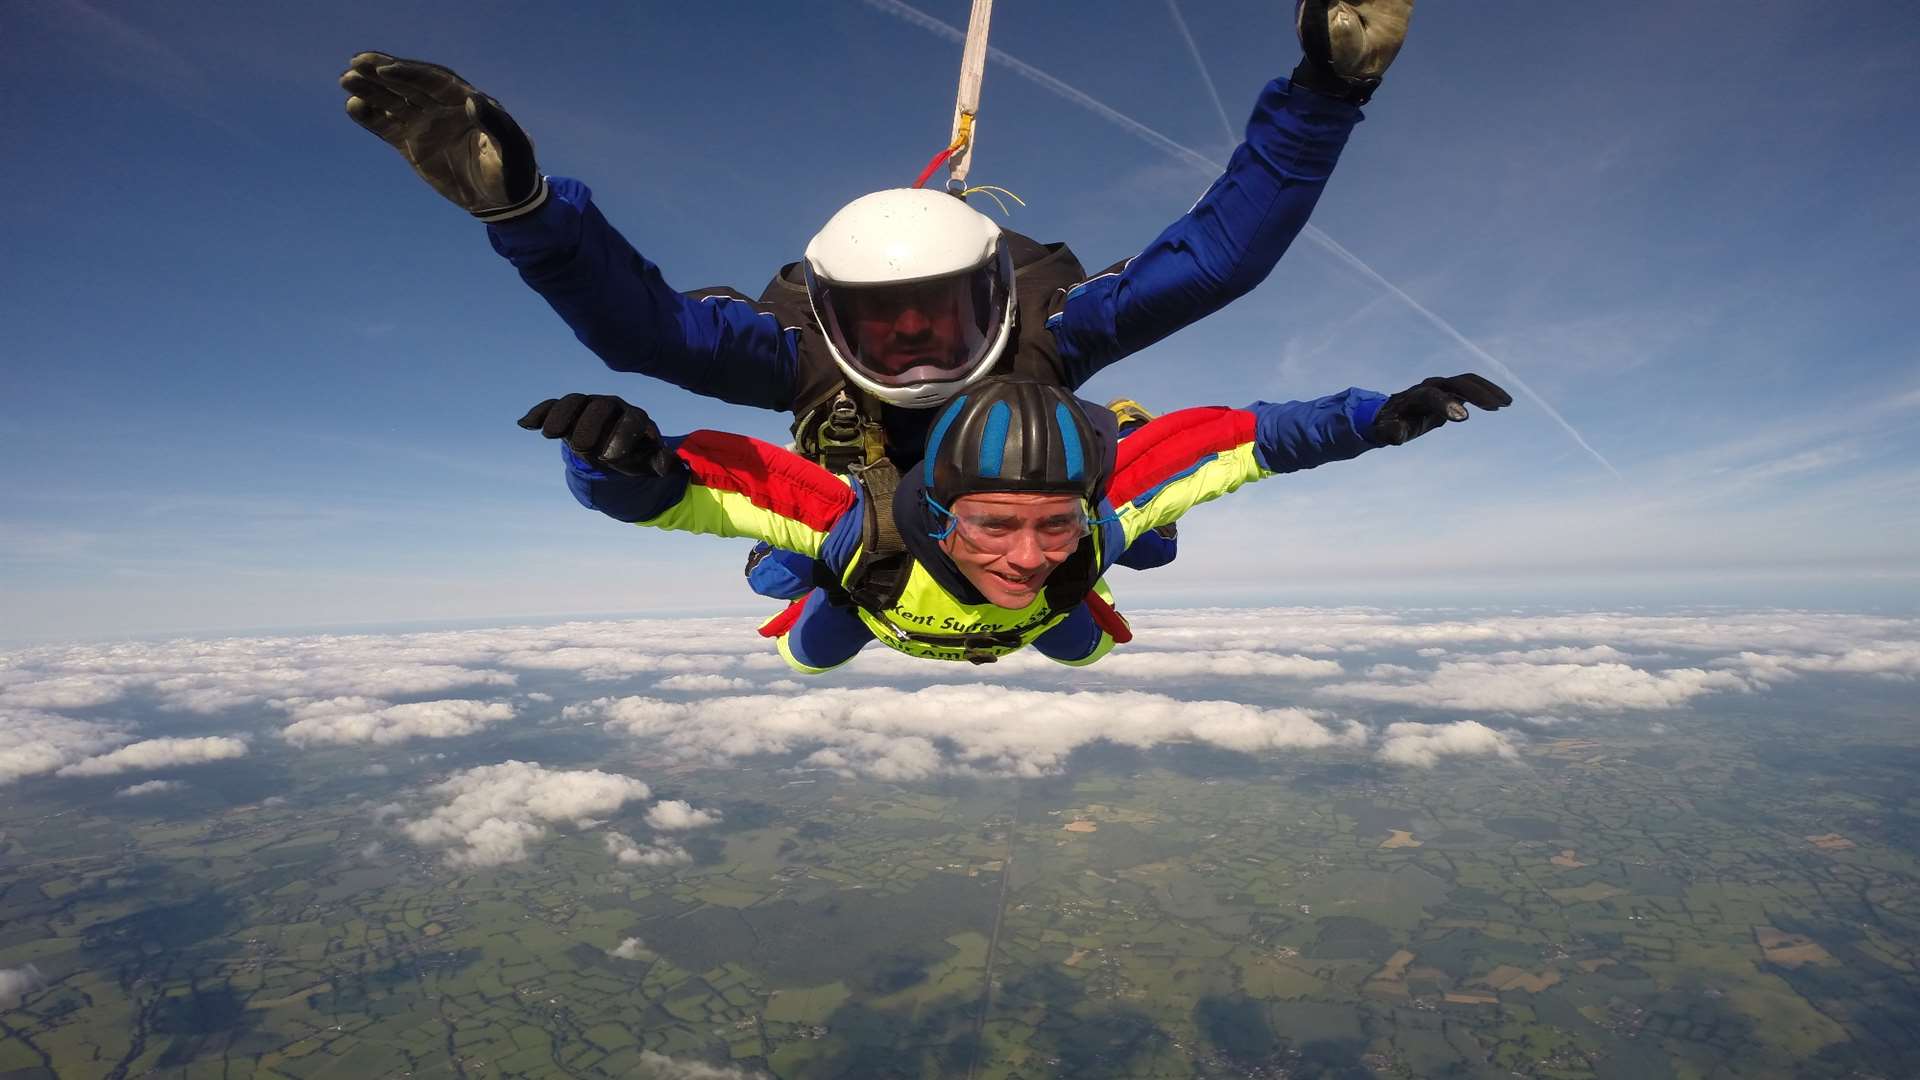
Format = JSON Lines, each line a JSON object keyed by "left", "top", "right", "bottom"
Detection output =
{"left": 3, "top": 607, "right": 1914, "bottom": 802}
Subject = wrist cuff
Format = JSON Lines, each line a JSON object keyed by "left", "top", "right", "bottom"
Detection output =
{"left": 1289, "top": 58, "right": 1380, "bottom": 106}
{"left": 473, "top": 175, "right": 551, "bottom": 223}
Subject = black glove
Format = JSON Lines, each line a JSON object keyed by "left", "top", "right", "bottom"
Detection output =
{"left": 1292, "top": 0, "right": 1415, "bottom": 105}
{"left": 1371, "top": 374, "right": 1511, "bottom": 446}
{"left": 341, "top": 52, "right": 547, "bottom": 222}
{"left": 519, "top": 395, "right": 679, "bottom": 477}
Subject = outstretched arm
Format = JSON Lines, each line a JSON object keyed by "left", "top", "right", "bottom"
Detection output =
{"left": 1105, "top": 374, "right": 1509, "bottom": 544}
{"left": 1046, "top": 2, "right": 1418, "bottom": 383}
{"left": 489, "top": 181, "right": 800, "bottom": 410}
{"left": 520, "top": 395, "right": 853, "bottom": 557}
{"left": 340, "top": 53, "right": 798, "bottom": 410}
{"left": 1047, "top": 79, "right": 1361, "bottom": 383}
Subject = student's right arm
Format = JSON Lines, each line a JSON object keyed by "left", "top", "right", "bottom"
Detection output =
{"left": 559, "top": 430, "right": 852, "bottom": 560}
{"left": 520, "top": 394, "right": 853, "bottom": 559}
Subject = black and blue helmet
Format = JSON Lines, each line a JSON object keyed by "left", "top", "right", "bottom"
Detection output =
{"left": 922, "top": 377, "right": 1115, "bottom": 508}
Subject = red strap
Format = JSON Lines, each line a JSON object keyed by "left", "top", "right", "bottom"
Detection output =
{"left": 912, "top": 145, "right": 958, "bottom": 189}
{"left": 1084, "top": 591, "right": 1132, "bottom": 644}
{"left": 757, "top": 599, "right": 809, "bottom": 639}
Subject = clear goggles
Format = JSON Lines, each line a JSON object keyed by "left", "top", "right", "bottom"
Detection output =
{"left": 807, "top": 252, "right": 1011, "bottom": 388}
{"left": 927, "top": 496, "right": 1102, "bottom": 555}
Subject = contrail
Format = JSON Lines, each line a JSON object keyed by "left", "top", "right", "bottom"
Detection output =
{"left": 860, "top": 0, "right": 1621, "bottom": 479}
{"left": 1163, "top": 0, "right": 1238, "bottom": 147}
{"left": 1297, "top": 227, "right": 1622, "bottom": 479}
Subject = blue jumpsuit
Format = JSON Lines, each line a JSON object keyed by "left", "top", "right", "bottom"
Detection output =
{"left": 488, "top": 77, "right": 1363, "bottom": 597}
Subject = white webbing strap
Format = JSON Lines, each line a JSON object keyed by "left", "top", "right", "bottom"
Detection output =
{"left": 945, "top": 0, "right": 993, "bottom": 190}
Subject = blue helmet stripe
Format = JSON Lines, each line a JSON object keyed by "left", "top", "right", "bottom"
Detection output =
{"left": 1055, "top": 402, "right": 1085, "bottom": 482}
{"left": 977, "top": 401, "right": 1011, "bottom": 478}
{"left": 924, "top": 394, "right": 968, "bottom": 487}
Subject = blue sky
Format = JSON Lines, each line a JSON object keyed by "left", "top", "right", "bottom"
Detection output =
{"left": 4, "top": 0, "right": 1918, "bottom": 643}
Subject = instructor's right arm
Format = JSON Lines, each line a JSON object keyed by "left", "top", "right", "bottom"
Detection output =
{"left": 342, "top": 53, "right": 798, "bottom": 411}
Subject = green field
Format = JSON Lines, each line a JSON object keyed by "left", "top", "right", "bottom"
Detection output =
{"left": 2, "top": 701, "right": 1919, "bottom": 1078}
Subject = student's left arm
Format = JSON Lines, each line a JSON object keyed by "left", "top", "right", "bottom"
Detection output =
{"left": 1105, "top": 374, "right": 1510, "bottom": 544}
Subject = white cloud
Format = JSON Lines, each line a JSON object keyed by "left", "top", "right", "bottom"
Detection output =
{"left": 279, "top": 697, "right": 515, "bottom": 747}
{"left": 56, "top": 736, "right": 248, "bottom": 777}
{"left": 571, "top": 685, "right": 1364, "bottom": 780}
{"left": 605, "top": 831, "right": 691, "bottom": 866}
{"left": 655, "top": 674, "right": 756, "bottom": 693}
{"left": 644, "top": 800, "right": 722, "bottom": 831}
{"left": 0, "top": 710, "right": 127, "bottom": 784}
{"left": 609, "top": 936, "right": 649, "bottom": 960}
{"left": 115, "top": 779, "right": 182, "bottom": 797}
{"left": 1319, "top": 661, "right": 1750, "bottom": 714}
{"left": 634, "top": 1051, "right": 766, "bottom": 1080}
{"left": 1376, "top": 721, "right": 1520, "bottom": 768}
{"left": 0, "top": 964, "right": 47, "bottom": 1008}
{"left": 401, "top": 761, "right": 652, "bottom": 867}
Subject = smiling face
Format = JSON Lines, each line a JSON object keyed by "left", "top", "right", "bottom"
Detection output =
{"left": 937, "top": 492, "right": 1089, "bottom": 609}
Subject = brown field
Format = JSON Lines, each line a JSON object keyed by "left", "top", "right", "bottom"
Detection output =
{"left": 1478, "top": 965, "right": 1563, "bottom": 993}
{"left": 1756, "top": 926, "right": 1837, "bottom": 968}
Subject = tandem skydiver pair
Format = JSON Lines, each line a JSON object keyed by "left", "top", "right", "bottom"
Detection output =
{"left": 341, "top": 1, "right": 1510, "bottom": 671}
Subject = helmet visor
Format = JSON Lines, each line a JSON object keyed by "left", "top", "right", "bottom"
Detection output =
{"left": 810, "top": 254, "right": 1011, "bottom": 389}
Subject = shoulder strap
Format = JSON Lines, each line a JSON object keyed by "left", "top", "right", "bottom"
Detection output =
{"left": 819, "top": 460, "right": 914, "bottom": 613}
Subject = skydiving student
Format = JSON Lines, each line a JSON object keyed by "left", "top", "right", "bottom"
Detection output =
{"left": 340, "top": 0, "right": 1418, "bottom": 600}
{"left": 517, "top": 372, "right": 1509, "bottom": 672}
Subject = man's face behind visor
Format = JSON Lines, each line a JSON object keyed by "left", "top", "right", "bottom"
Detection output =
{"left": 818, "top": 263, "right": 1003, "bottom": 387}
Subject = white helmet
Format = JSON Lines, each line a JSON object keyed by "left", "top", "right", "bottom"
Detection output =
{"left": 803, "top": 188, "right": 1016, "bottom": 408}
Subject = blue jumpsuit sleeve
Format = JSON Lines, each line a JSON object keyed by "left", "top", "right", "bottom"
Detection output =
{"left": 1031, "top": 606, "right": 1106, "bottom": 664}
{"left": 770, "top": 497, "right": 872, "bottom": 670}
{"left": 1047, "top": 80, "right": 1362, "bottom": 382}
{"left": 1251, "top": 389, "right": 1387, "bottom": 474}
{"left": 561, "top": 444, "right": 690, "bottom": 523}
{"left": 489, "top": 178, "right": 800, "bottom": 410}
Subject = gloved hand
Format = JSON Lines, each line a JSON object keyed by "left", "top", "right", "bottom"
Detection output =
{"left": 1370, "top": 373, "right": 1511, "bottom": 446}
{"left": 1292, "top": 0, "right": 1415, "bottom": 105}
{"left": 519, "top": 395, "right": 680, "bottom": 477}
{"left": 340, "top": 52, "right": 548, "bottom": 222}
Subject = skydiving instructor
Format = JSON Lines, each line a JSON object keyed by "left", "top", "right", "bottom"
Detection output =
{"left": 341, "top": 1, "right": 1418, "bottom": 597}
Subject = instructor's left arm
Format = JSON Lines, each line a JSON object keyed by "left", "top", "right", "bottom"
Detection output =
{"left": 1047, "top": 1, "right": 1417, "bottom": 382}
